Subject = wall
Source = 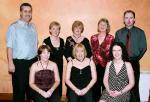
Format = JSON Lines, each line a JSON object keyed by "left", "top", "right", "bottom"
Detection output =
{"left": 0, "top": 0, "right": 150, "bottom": 93}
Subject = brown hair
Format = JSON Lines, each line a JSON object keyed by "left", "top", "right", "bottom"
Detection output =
{"left": 38, "top": 45, "right": 51, "bottom": 59}
{"left": 124, "top": 10, "right": 135, "bottom": 18}
{"left": 20, "top": 3, "right": 32, "bottom": 11}
{"left": 98, "top": 18, "right": 110, "bottom": 33}
{"left": 72, "top": 20, "right": 84, "bottom": 33}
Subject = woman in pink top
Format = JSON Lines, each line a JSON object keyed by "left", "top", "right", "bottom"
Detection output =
{"left": 91, "top": 18, "right": 114, "bottom": 102}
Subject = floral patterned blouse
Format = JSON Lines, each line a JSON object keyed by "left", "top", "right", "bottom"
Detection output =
{"left": 91, "top": 34, "right": 114, "bottom": 67}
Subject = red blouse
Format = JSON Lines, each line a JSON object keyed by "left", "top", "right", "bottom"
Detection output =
{"left": 91, "top": 34, "right": 114, "bottom": 67}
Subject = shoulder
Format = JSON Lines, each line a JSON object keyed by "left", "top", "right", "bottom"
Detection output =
{"left": 91, "top": 34, "right": 98, "bottom": 40}
{"left": 116, "top": 27, "right": 126, "bottom": 34}
{"left": 83, "top": 36, "right": 90, "bottom": 42}
{"left": 133, "top": 26, "right": 145, "bottom": 33}
{"left": 106, "top": 34, "right": 114, "bottom": 39}
{"left": 30, "top": 22, "right": 36, "bottom": 28}
{"left": 50, "top": 60, "right": 57, "bottom": 66}
{"left": 106, "top": 61, "right": 112, "bottom": 67}
{"left": 66, "top": 36, "right": 72, "bottom": 40}
{"left": 49, "top": 61, "right": 57, "bottom": 70}
{"left": 60, "top": 37, "right": 64, "bottom": 43}
{"left": 31, "top": 61, "right": 39, "bottom": 70}
{"left": 91, "top": 34, "right": 98, "bottom": 38}
{"left": 8, "top": 21, "right": 18, "bottom": 29}
{"left": 44, "top": 36, "right": 50, "bottom": 42}
{"left": 125, "top": 61, "right": 132, "bottom": 67}
{"left": 67, "top": 60, "right": 73, "bottom": 68}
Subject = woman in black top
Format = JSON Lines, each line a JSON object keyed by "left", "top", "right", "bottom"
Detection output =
{"left": 65, "top": 43, "right": 97, "bottom": 102}
{"left": 64, "top": 20, "right": 92, "bottom": 62}
{"left": 43, "top": 21, "right": 64, "bottom": 96}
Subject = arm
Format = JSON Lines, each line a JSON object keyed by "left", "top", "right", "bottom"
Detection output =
{"left": 115, "top": 31, "right": 120, "bottom": 42}
{"left": 47, "top": 63, "right": 60, "bottom": 97}
{"left": 7, "top": 48, "right": 15, "bottom": 73}
{"left": 84, "top": 38, "right": 92, "bottom": 58}
{"left": 120, "top": 62, "right": 135, "bottom": 94}
{"left": 138, "top": 31, "right": 147, "bottom": 60}
{"left": 81, "top": 59, "right": 97, "bottom": 95}
{"left": 103, "top": 62, "right": 111, "bottom": 92}
{"left": 6, "top": 25, "right": 15, "bottom": 73}
{"left": 29, "top": 63, "right": 48, "bottom": 98}
{"left": 64, "top": 37, "right": 73, "bottom": 61}
{"left": 65, "top": 61, "right": 81, "bottom": 95}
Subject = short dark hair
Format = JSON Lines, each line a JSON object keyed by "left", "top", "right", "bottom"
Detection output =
{"left": 124, "top": 10, "right": 135, "bottom": 18}
{"left": 109, "top": 42, "right": 129, "bottom": 61}
{"left": 20, "top": 3, "right": 32, "bottom": 11}
{"left": 38, "top": 45, "right": 51, "bottom": 59}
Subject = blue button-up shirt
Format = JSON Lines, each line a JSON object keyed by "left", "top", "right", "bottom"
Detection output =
{"left": 6, "top": 20, "right": 38, "bottom": 60}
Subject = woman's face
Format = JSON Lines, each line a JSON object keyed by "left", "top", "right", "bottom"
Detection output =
{"left": 75, "top": 47, "right": 85, "bottom": 61}
{"left": 73, "top": 26, "right": 82, "bottom": 35}
{"left": 98, "top": 21, "right": 107, "bottom": 33}
{"left": 40, "top": 49, "right": 50, "bottom": 61}
{"left": 112, "top": 45, "right": 122, "bottom": 60}
{"left": 49, "top": 25, "right": 60, "bottom": 37}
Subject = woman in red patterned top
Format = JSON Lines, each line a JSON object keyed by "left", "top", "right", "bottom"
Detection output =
{"left": 91, "top": 18, "right": 114, "bottom": 102}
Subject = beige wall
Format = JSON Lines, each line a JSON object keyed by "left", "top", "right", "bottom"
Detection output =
{"left": 0, "top": 0, "right": 150, "bottom": 93}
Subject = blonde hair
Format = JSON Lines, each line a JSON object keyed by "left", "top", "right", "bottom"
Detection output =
{"left": 72, "top": 43, "right": 87, "bottom": 58}
{"left": 98, "top": 18, "right": 110, "bottom": 33}
{"left": 49, "top": 21, "right": 61, "bottom": 34}
{"left": 72, "top": 20, "right": 84, "bottom": 33}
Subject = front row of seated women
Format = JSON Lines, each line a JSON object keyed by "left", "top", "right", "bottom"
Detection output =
{"left": 29, "top": 42, "right": 134, "bottom": 102}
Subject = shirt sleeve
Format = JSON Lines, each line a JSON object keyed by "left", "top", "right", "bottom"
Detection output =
{"left": 138, "top": 30, "right": 147, "bottom": 60}
{"left": 6, "top": 25, "right": 15, "bottom": 48}
{"left": 64, "top": 37, "right": 72, "bottom": 59}
{"left": 115, "top": 31, "right": 120, "bottom": 42}
{"left": 84, "top": 38, "right": 92, "bottom": 58}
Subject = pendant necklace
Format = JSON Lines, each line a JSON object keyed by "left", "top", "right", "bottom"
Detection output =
{"left": 40, "top": 61, "right": 49, "bottom": 70}
{"left": 76, "top": 57, "right": 85, "bottom": 74}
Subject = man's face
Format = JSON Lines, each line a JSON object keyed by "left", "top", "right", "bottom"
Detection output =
{"left": 20, "top": 6, "right": 32, "bottom": 23}
{"left": 124, "top": 12, "right": 135, "bottom": 28}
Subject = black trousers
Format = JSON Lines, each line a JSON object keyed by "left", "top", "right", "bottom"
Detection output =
{"left": 12, "top": 57, "right": 37, "bottom": 102}
{"left": 68, "top": 89, "right": 93, "bottom": 102}
{"left": 130, "top": 60, "right": 140, "bottom": 102}
{"left": 31, "top": 88, "right": 60, "bottom": 102}
{"left": 92, "top": 64, "right": 105, "bottom": 102}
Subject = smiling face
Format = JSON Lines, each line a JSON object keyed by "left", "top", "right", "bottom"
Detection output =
{"left": 73, "top": 26, "right": 82, "bottom": 35}
{"left": 20, "top": 6, "right": 32, "bottom": 23}
{"left": 112, "top": 45, "right": 122, "bottom": 60}
{"left": 49, "top": 25, "right": 60, "bottom": 37}
{"left": 98, "top": 21, "right": 107, "bottom": 33}
{"left": 75, "top": 47, "right": 85, "bottom": 61}
{"left": 40, "top": 49, "right": 50, "bottom": 62}
{"left": 124, "top": 12, "right": 135, "bottom": 28}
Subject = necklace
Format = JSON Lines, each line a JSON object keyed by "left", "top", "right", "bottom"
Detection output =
{"left": 76, "top": 57, "right": 85, "bottom": 74}
{"left": 76, "top": 57, "right": 85, "bottom": 62}
{"left": 40, "top": 61, "right": 49, "bottom": 70}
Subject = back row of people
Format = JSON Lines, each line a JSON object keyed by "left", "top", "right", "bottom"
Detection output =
{"left": 6, "top": 2, "right": 147, "bottom": 102}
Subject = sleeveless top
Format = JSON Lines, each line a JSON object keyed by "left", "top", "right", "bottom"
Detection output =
{"left": 34, "top": 63, "right": 55, "bottom": 91}
{"left": 100, "top": 61, "right": 130, "bottom": 102}
{"left": 70, "top": 60, "right": 92, "bottom": 90}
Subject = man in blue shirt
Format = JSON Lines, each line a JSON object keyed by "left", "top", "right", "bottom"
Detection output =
{"left": 6, "top": 3, "right": 38, "bottom": 102}
{"left": 115, "top": 10, "right": 147, "bottom": 102}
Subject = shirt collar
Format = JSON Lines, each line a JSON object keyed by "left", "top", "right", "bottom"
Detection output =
{"left": 17, "top": 19, "right": 30, "bottom": 26}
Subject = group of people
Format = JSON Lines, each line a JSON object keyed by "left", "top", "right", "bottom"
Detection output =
{"left": 6, "top": 2, "right": 147, "bottom": 102}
